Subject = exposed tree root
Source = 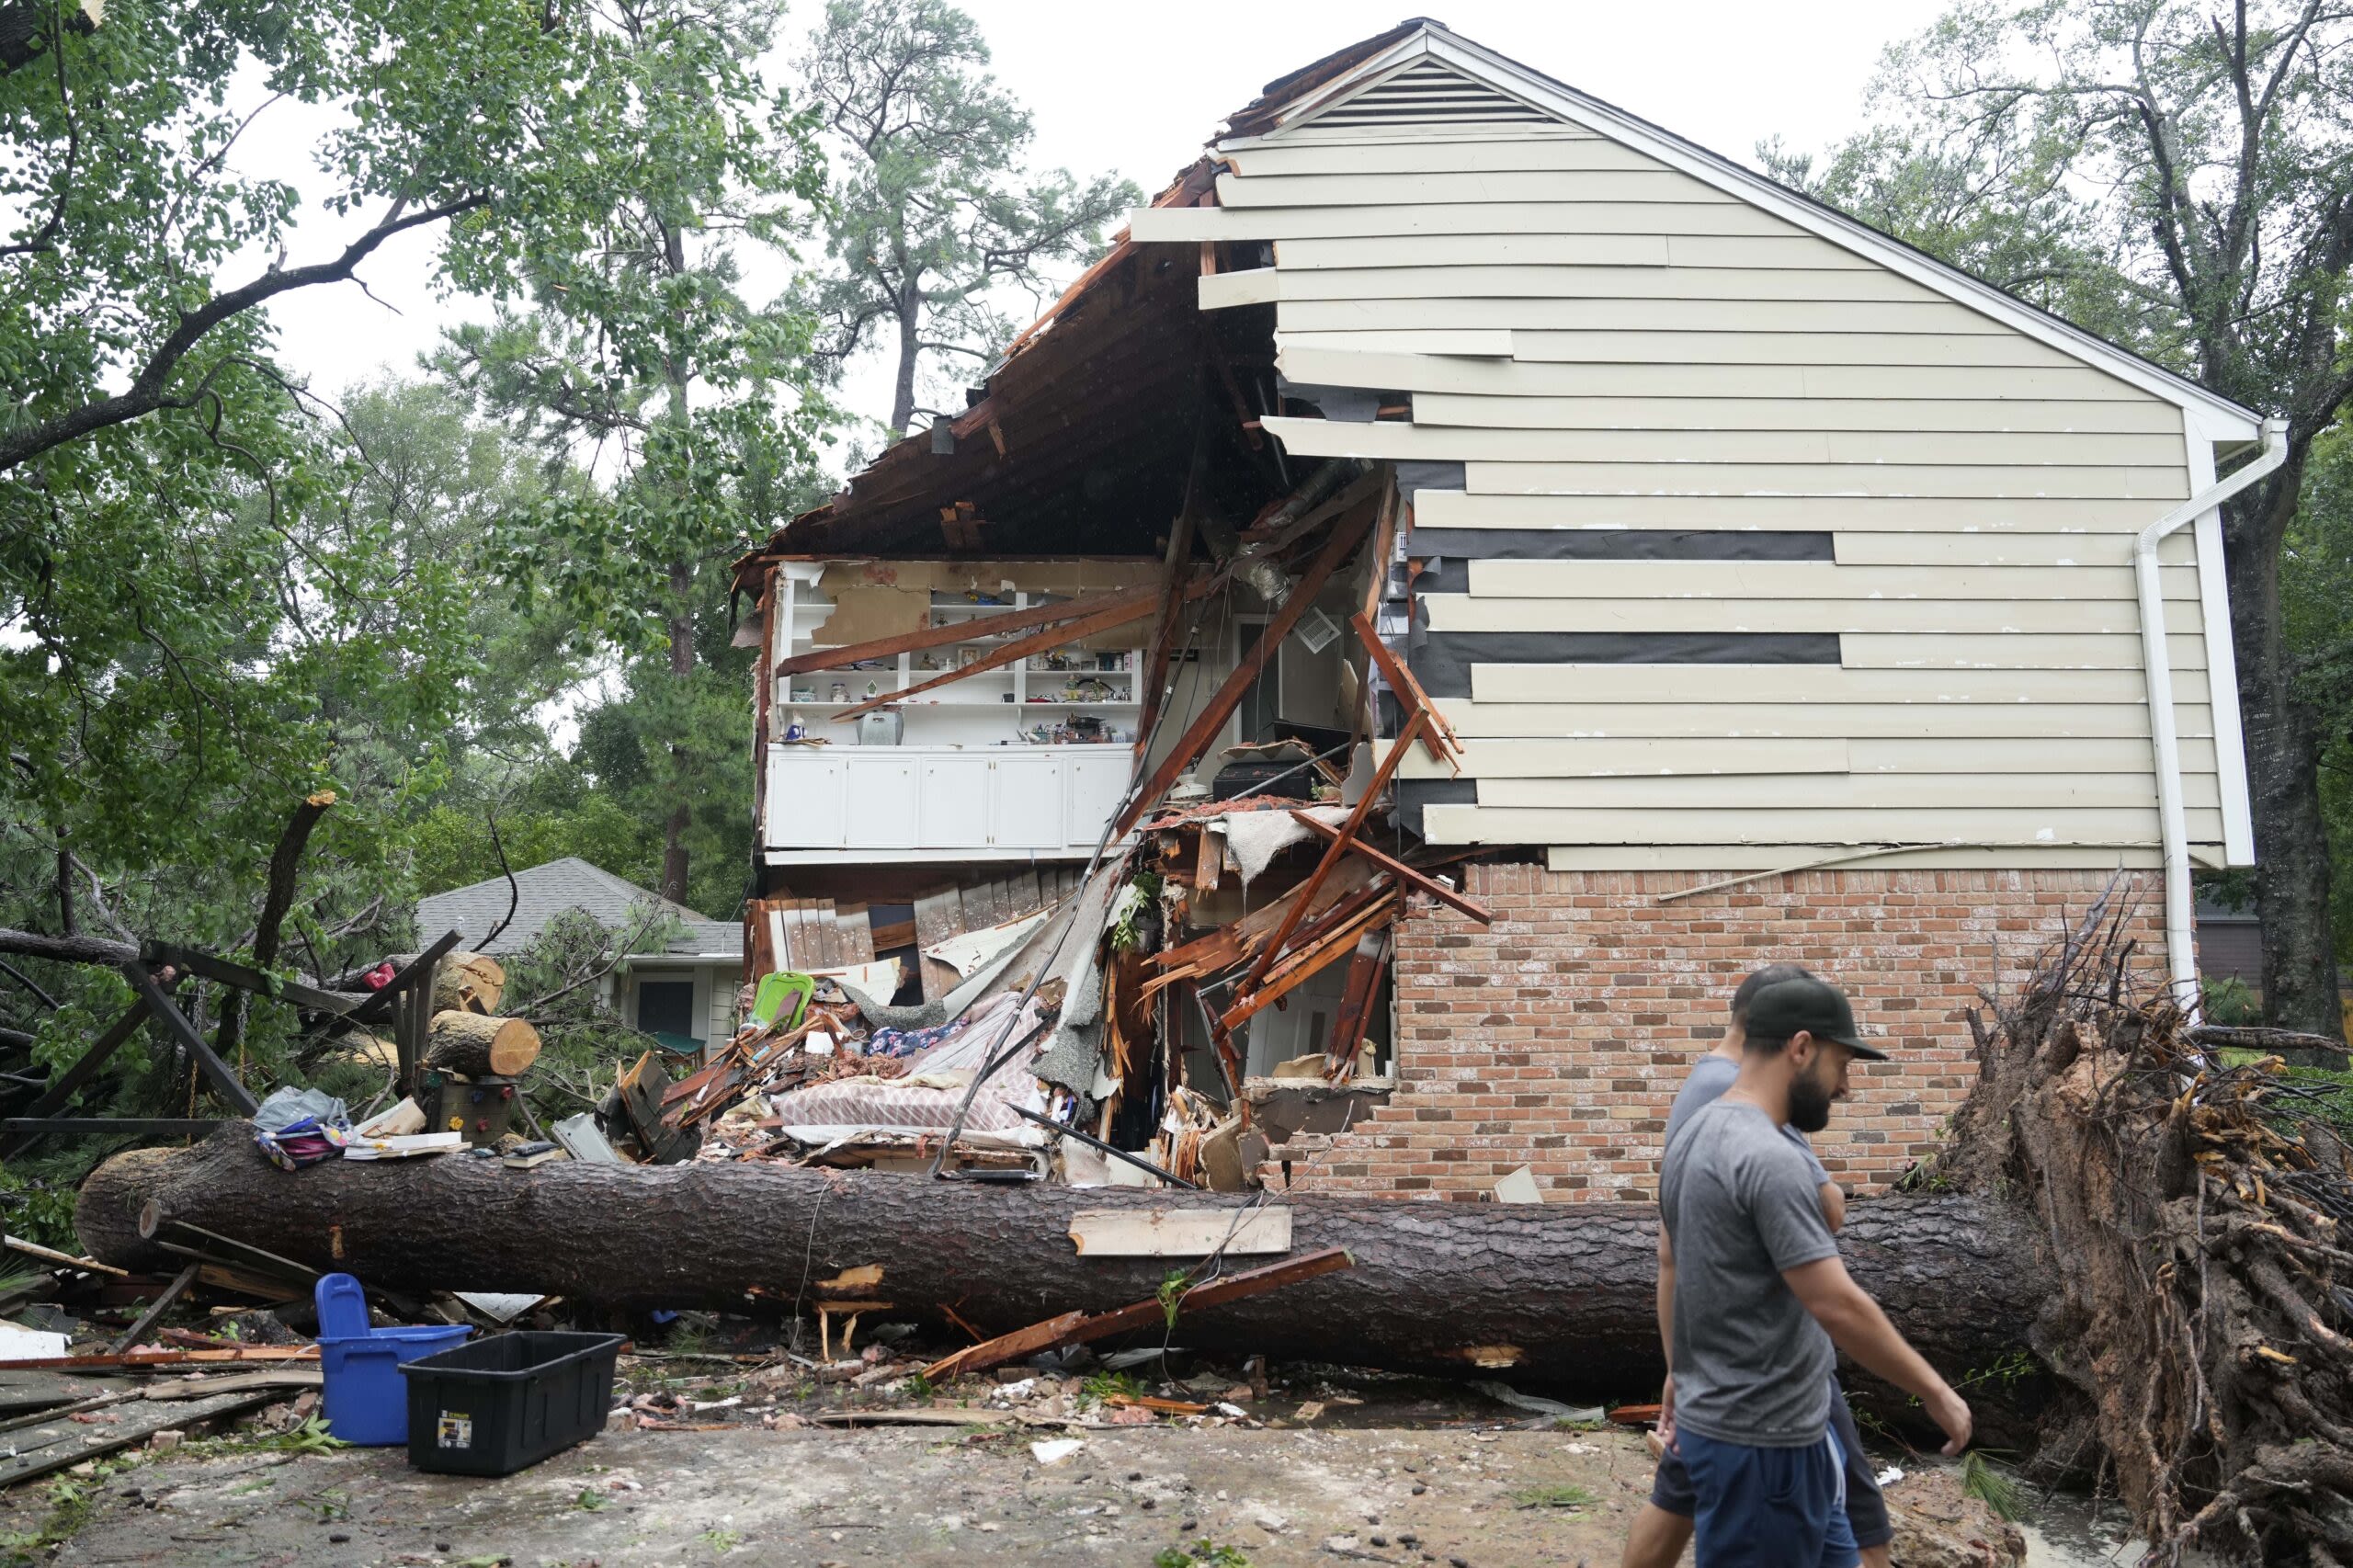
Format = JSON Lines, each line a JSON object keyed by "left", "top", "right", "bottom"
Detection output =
{"left": 1945, "top": 879, "right": 2353, "bottom": 1564}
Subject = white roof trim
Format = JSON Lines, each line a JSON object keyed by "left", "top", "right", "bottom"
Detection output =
{"left": 1223, "top": 27, "right": 2262, "bottom": 441}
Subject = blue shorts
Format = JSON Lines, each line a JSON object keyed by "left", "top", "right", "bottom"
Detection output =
{"left": 1676, "top": 1425, "right": 1861, "bottom": 1568}
{"left": 1651, "top": 1383, "right": 1890, "bottom": 1548}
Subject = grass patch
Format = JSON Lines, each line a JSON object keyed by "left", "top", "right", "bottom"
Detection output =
{"left": 1154, "top": 1543, "right": 1254, "bottom": 1568}
{"left": 0, "top": 1475, "right": 105, "bottom": 1566}
{"left": 1509, "top": 1483, "right": 1597, "bottom": 1510}
{"left": 1079, "top": 1370, "right": 1144, "bottom": 1408}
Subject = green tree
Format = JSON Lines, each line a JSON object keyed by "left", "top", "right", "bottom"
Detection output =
{"left": 445, "top": 0, "right": 829, "bottom": 907}
{"left": 2, "top": 0, "right": 814, "bottom": 902}
{"left": 798, "top": 0, "right": 1140, "bottom": 433}
{"left": 1778, "top": 0, "right": 2353, "bottom": 1040}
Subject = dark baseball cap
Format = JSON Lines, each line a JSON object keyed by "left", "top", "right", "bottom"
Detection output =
{"left": 1745, "top": 975, "right": 1885, "bottom": 1061}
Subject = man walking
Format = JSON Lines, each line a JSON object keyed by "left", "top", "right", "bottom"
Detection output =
{"left": 1623, "top": 965, "right": 1891, "bottom": 1568}
{"left": 1648, "top": 973, "right": 1972, "bottom": 1568}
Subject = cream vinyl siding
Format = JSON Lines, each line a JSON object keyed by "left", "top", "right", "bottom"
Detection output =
{"left": 1193, "top": 115, "right": 2232, "bottom": 866}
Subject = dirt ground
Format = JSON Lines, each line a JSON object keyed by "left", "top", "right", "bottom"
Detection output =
{"left": 14, "top": 1421, "right": 1658, "bottom": 1568}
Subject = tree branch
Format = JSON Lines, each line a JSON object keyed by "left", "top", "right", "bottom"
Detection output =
{"left": 0, "top": 193, "right": 486, "bottom": 474}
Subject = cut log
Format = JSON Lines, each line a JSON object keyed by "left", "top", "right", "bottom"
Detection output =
{"left": 430, "top": 952, "right": 506, "bottom": 1016}
{"left": 422, "top": 1011, "right": 539, "bottom": 1077}
{"left": 74, "top": 1125, "right": 2041, "bottom": 1425}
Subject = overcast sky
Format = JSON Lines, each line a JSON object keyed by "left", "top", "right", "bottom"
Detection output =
{"left": 256, "top": 0, "right": 1951, "bottom": 464}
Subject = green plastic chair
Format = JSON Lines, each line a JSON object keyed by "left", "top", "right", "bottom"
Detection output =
{"left": 749, "top": 971, "right": 816, "bottom": 1034}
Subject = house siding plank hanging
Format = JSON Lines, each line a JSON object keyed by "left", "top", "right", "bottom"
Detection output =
{"left": 1163, "top": 41, "right": 2256, "bottom": 869}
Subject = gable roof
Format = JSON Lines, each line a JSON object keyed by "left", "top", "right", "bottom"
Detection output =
{"left": 1215, "top": 21, "right": 2263, "bottom": 443}
{"left": 415, "top": 858, "right": 742, "bottom": 961}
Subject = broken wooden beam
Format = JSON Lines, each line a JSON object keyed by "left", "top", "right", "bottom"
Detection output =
{"left": 1351, "top": 610, "right": 1460, "bottom": 766}
{"left": 1289, "top": 812, "right": 1494, "bottom": 925}
{"left": 1233, "top": 710, "right": 1429, "bottom": 1000}
{"left": 923, "top": 1248, "right": 1354, "bottom": 1381}
{"left": 108, "top": 1262, "right": 199, "bottom": 1356}
{"left": 1114, "top": 494, "right": 1379, "bottom": 837}
{"left": 831, "top": 582, "right": 1203, "bottom": 722}
{"left": 772, "top": 582, "right": 1165, "bottom": 681}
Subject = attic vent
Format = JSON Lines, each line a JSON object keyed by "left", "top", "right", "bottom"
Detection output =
{"left": 1305, "top": 61, "right": 1554, "bottom": 130}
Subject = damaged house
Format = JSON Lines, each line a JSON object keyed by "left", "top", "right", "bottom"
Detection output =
{"left": 720, "top": 19, "right": 2269, "bottom": 1201}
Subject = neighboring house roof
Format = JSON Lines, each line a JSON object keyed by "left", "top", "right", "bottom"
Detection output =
{"left": 415, "top": 858, "right": 744, "bottom": 961}
{"left": 1211, "top": 20, "right": 2262, "bottom": 442}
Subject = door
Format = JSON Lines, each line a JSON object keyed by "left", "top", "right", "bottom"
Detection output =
{"left": 766, "top": 750, "right": 846, "bottom": 848}
{"left": 843, "top": 756, "right": 919, "bottom": 848}
{"left": 1063, "top": 753, "right": 1130, "bottom": 846}
{"left": 920, "top": 755, "right": 992, "bottom": 847}
{"left": 992, "top": 754, "right": 1063, "bottom": 848}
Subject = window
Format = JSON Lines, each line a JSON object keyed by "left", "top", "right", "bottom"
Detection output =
{"left": 635, "top": 979, "right": 698, "bottom": 1045}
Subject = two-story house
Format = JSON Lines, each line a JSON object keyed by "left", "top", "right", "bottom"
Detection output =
{"left": 732, "top": 19, "right": 2269, "bottom": 1200}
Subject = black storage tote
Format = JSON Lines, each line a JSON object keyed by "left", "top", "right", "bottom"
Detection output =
{"left": 397, "top": 1331, "right": 623, "bottom": 1476}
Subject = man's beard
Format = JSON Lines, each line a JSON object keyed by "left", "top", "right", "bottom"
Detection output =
{"left": 1788, "top": 1064, "right": 1836, "bottom": 1133}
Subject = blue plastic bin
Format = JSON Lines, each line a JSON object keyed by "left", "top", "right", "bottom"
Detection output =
{"left": 313, "top": 1273, "right": 472, "bottom": 1446}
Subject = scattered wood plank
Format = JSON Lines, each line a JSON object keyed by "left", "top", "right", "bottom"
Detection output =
{"left": 1067, "top": 1208, "right": 1293, "bottom": 1258}
{"left": 108, "top": 1262, "right": 199, "bottom": 1355}
{"left": 0, "top": 1345, "right": 320, "bottom": 1373}
{"left": 0, "top": 1388, "right": 287, "bottom": 1490}
{"left": 3, "top": 1235, "right": 130, "bottom": 1278}
{"left": 923, "top": 1247, "right": 1354, "bottom": 1382}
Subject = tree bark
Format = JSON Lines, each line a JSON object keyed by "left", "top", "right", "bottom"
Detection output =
{"left": 215, "top": 790, "right": 337, "bottom": 1066}
{"left": 422, "top": 1011, "right": 540, "bottom": 1078}
{"left": 74, "top": 1127, "right": 2044, "bottom": 1421}
{"left": 2225, "top": 466, "right": 2347, "bottom": 1042}
{"left": 890, "top": 282, "right": 921, "bottom": 435}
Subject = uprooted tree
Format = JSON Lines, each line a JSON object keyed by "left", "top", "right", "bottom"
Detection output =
{"left": 74, "top": 879, "right": 2353, "bottom": 1562}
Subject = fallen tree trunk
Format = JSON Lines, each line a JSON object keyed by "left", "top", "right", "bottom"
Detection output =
{"left": 74, "top": 1125, "right": 2041, "bottom": 1418}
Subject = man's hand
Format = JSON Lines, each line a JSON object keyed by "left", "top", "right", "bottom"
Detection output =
{"left": 1923, "top": 1381, "right": 1972, "bottom": 1457}
{"left": 1782, "top": 1256, "right": 1972, "bottom": 1455}
{"left": 1657, "top": 1373, "right": 1677, "bottom": 1450}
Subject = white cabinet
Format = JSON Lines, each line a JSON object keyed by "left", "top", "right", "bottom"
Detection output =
{"left": 919, "top": 756, "right": 993, "bottom": 847}
{"left": 767, "top": 752, "right": 846, "bottom": 848}
{"left": 1063, "top": 754, "right": 1129, "bottom": 844}
{"left": 993, "top": 755, "right": 1063, "bottom": 847}
{"left": 764, "top": 744, "right": 1137, "bottom": 861}
{"left": 844, "top": 756, "right": 919, "bottom": 849}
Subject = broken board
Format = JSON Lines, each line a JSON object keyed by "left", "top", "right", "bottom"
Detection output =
{"left": 1066, "top": 1207, "right": 1293, "bottom": 1258}
{"left": 0, "top": 1369, "right": 114, "bottom": 1420}
{"left": 0, "top": 1387, "right": 285, "bottom": 1488}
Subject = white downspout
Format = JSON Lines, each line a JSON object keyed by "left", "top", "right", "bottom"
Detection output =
{"left": 2140, "top": 416, "right": 2288, "bottom": 1010}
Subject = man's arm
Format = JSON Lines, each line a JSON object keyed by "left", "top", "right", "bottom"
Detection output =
{"left": 1655, "top": 1225, "right": 1677, "bottom": 1440}
{"left": 1656, "top": 1225, "right": 1676, "bottom": 1361}
{"left": 1817, "top": 1180, "right": 1847, "bottom": 1233}
{"left": 1782, "top": 1256, "right": 1971, "bottom": 1455}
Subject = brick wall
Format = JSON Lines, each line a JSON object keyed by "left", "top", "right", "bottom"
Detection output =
{"left": 1271, "top": 862, "right": 2167, "bottom": 1203}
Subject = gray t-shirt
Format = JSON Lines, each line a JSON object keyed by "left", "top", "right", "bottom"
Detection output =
{"left": 1659, "top": 1099, "right": 1840, "bottom": 1447}
{"left": 1665, "top": 1054, "right": 1831, "bottom": 1187}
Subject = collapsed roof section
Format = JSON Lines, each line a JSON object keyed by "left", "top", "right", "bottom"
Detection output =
{"left": 741, "top": 161, "right": 1291, "bottom": 572}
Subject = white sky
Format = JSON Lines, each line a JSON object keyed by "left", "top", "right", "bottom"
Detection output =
{"left": 256, "top": 0, "right": 1951, "bottom": 463}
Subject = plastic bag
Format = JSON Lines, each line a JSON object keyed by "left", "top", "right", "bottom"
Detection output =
{"left": 252, "top": 1085, "right": 353, "bottom": 1172}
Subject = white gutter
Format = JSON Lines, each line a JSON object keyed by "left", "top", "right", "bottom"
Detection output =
{"left": 2140, "top": 415, "right": 2288, "bottom": 1009}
